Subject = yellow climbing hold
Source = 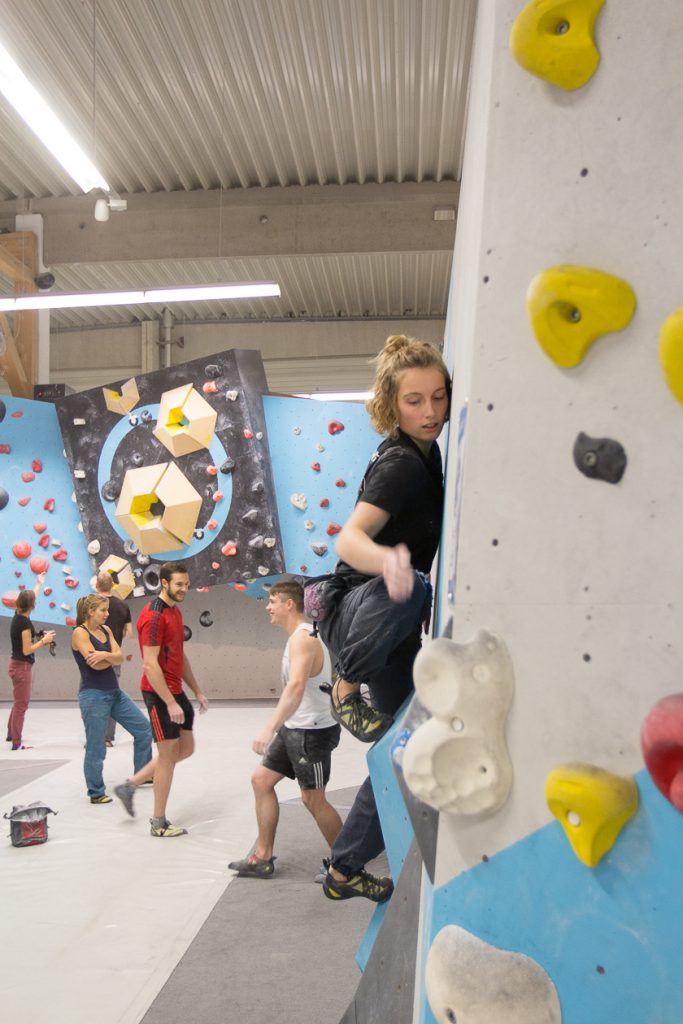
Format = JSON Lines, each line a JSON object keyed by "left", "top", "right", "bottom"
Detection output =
{"left": 527, "top": 265, "right": 636, "bottom": 368}
{"left": 510, "top": 0, "right": 605, "bottom": 91}
{"left": 545, "top": 763, "right": 639, "bottom": 867}
{"left": 658, "top": 308, "right": 683, "bottom": 406}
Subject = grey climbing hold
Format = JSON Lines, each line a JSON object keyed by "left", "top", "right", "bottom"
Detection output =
{"left": 142, "top": 564, "right": 161, "bottom": 592}
{"left": 241, "top": 509, "right": 259, "bottom": 522}
{"left": 205, "top": 364, "right": 221, "bottom": 379}
{"left": 199, "top": 610, "right": 213, "bottom": 627}
{"left": 248, "top": 535, "right": 265, "bottom": 549}
{"left": 0, "top": 486, "right": 9, "bottom": 510}
{"left": 573, "top": 432, "right": 627, "bottom": 484}
{"left": 220, "top": 458, "right": 235, "bottom": 474}
{"left": 310, "top": 542, "right": 328, "bottom": 557}
{"left": 183, "top": 625, "right": 193, "bottom": 641}
{"left": 101, "top": 480, "right": 120, "bottom": 502}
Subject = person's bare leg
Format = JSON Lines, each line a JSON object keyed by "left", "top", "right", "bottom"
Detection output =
{"left": 252, "top": 765, "right": 284, "bottom": 860}
{"left": 301, "top": 787, "right": 343, "bottom": 848}
{"left": 153, "top": 739, "right": 179, "bottom": 819}
{"left": 129, "top": 755, "right": 157, "bottom": 786}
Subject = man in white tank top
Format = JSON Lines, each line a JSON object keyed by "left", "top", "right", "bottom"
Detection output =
{"left": 228, "top": 581, "right": 343, "bottom": 879}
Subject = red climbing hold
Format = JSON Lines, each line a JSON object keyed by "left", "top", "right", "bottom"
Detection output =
{"left": 49, "top": 602, "right": 56, "bottom": 608}
{"left": 335, "top": 479, "right": 346, "bottom": 488}
{"left": 202, "top": 381, "right": 218, "bottom": 394}
{"left": 65, "top": 616, "right": 77, "bottom": 626}
{"left": 222, "top": 542, "right": 237, "bottom": 557}
{"left": 17, "top": 496, "right": 31, "bottom": 507}
{"left": 126, "top": 654, "right": 133, "bottom": 662}
{"left": 33, "top": 522, "right": 47, "bottom": 534}
{"left": 207, "top": 519, "right": 218, "bottom": 530}
{"left": 11, "top": 411, "right": 23, "bottom": 418}
{"left": 65, "top": 578, "right": 78, "bottom": 589}
{"left": 311, "top": 462, "right": 321, "bottom": 472}
{"left": 213, "top": 491, "right": 223, "bottom": 503}
{"left": 12, "top": 541, "right": 31, "bottom": 560}
{"left": 21, "top": 472, "right": 35, "bottom": 483}
{"left": 2, "top": 592, "right": 19, "bottom": 608}
{"left": 53, "top": 548, "right": 68, "bottom": 562}
{"left": 207, "top": 465, "right": 218, "bottom": 476}
{"left": 14, "top": 571, "right": 21, "bottom": 578}
{"left": 38, "top": 535, "right": 50, "bottom": 549}
{"left": 320, "top": 498, "right": 330, "bottom": 508}
{"left": 328, "top": 421, "right": 345, "bottom": 435}
{"left": 244, "top": 429, "right": 253, "bottom": 440}
{"left": 300, "top": 565, "right": 308, "bottom": 573}
{"left": 641, "top": 693, "right": 683, "bottom": 813}
{"left": 233, "top": 583, "right": 247, "bottom": 591}
{"left": 43, "top": 586, "right": 52, "bottom": 596}
{"left": 211, "top": 561, "right": 221, "bottom": 570}
{"left": 29, "top": 557, "right": 49, "bottom": 575}
{"left": 326, "top": 523, "right": 342, "bottom": 536}
{"left": 0, "top": 444, "right": 10, "bottom": 454}
{"left": 32, "top": 459, "right": 43, "bottom": 473}
{"left": 44, "top": 498, "right": 55, "bottom": 512}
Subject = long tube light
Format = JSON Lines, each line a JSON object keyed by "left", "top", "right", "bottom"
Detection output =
{"left": 0, "top": 39, "right": 111, "bottom": 194}
{"left": 0, "top": 282, "right": 281, "bottom": 313}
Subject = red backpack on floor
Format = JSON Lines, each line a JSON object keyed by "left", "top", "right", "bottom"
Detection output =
{"left": 4, "top": 801, "right": 57, "bottom": 847}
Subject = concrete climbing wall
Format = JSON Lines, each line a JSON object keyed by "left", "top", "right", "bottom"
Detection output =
{"left": 426, "top": 0, "right": 683, "bottom": 1021}
{"left": 341, "top": 3, "right": 683, "bottom": 1023}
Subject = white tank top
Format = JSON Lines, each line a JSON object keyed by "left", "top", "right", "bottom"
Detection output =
{"left": 283, "top": 622, "right": 335, "bottom": 730}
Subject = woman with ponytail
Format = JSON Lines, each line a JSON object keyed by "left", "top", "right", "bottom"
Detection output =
{"left": 317, "top": 333, "right": 450, "bottom": 904}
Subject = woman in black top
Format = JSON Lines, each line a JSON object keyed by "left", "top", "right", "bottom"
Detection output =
{"left": 7, "top": 577, "right": 55, "bottom": 751}
{"left": 318, "top": 333, "right": 450, "bottom": 904}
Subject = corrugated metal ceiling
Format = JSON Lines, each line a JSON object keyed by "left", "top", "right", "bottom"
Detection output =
{"left": 0, "top": 0, "right": 475, "bottom": 329}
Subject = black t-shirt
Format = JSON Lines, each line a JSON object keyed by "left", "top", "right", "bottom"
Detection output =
{"left": 10, "top": 613, "right": 36, "bottom": 664}
{"left": 337, "top": 431, "right": 444, "bottom": 577}
{"left": 103, "top": 594, "right": 132, "bottom": 646}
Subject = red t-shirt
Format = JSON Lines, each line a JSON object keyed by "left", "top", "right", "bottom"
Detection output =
{"left": 137, "top": 597, "right": 185, "bottom": 695}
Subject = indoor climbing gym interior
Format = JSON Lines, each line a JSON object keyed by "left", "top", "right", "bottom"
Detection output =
{"left": 1, "top": 1, "right": 681, "bottom": 1022}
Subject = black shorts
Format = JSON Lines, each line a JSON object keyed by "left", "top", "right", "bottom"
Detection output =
{"left": 142, "top": 690, "right": 195, "bottom": 742}
{"left": 262, "top": 724, "right": 341, "bottom": 790}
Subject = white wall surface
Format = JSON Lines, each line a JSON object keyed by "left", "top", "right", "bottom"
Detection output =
{"left": 437, "top": 0, "right": 683, "bottom": 885}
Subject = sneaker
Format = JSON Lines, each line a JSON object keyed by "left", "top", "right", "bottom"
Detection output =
{"left": 114, "top": 781, "right": 136, "bottom": 818}
{"left": 90, "top": 794, "right": 113, "bottom": 804}
{"left": 150, "top": 819, "right": 188, "bottom": 837}
{"left": 227, "top": 855, "right": 276, "bottom": 878}
{"left": 326, "top": 684, "right": 393, "bottom": 744}
{"left": 11, "top": 743, "right": 33, "bottom": 751}
{"left": 322, "top": 868, "right": 394, "bottom": 903}
{"left": 314, "top": 858, "right": 330, "bottom": 884}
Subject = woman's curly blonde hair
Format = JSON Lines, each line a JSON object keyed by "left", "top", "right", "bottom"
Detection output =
{"left": 366, "top": 334, "right": 451, "bottom": 438}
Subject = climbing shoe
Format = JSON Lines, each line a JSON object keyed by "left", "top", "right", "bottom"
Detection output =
{"left": 114, "top": 781, "right": 136, "bottom": 818}
{"left": 227, "top": 855, "right": 276, "bottom": 878}
{"left": 322, "top": 868, "right": 394, "bottom": 903}
{"left": 324, "top": 683, "right": 393, "bottom": 743}
{"left": 90, "top": 794, "right": 113, "bottom": 804}
{"left": 150, "top": 819, "right": 188, "bottom": 837}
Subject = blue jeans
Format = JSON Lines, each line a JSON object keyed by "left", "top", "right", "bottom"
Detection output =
{"left": 319, "top": 572, "right": 430, "bottom": 875}
{"left": 79, "top": 688, "right": 153, "bottom": 797}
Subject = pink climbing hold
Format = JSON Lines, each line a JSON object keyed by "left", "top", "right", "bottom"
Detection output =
{"left": 328, "top": 421, "right": 345, "bottom": 435}
{"left": 2, "top": 592, "right": 19, "bottom": 608}
{"left": 211, "top": 561, "right": 221, "bottom": 570}
{"left": 65, "top": 616, "right": 77, "bottom": 626}
{"left": 17, "top": 496, "right": 31, "bottom": 507}
{"left": 222, "top": 541, "right": 237, "bottom": 557}
{"left": 320, "top": 498, "right": 330, "bottom": 508}
{"left": 52, "top": 548, "right": 68, "bottom": 562}
{"left": 207, "top": 519, "right": 218, "bottom": 530}
{"left": 641, "top": 693, "right": 683, "bottom": 813}
{"left": 12, "top": 541, "right": 31, "bottom": 560}
{"left": 326, "top": 523, "right": 342, "bottom": 536}
{"left": 0, "top": 444, "right": 10, "bottom": 454}
{"left": 244, "top": 429, "right": 253, "bottom": 440}
{"left": 65, "top": 578, "right": 78, "bottom": 589}
{"left": 29, "top": 557, "right": 49, "bottom": 575}
{"left": 311, "top": 462, "right": 321, "bottom": 472}
{"left": 11, "top": 411, "right": 23, "bottom": 418}
{"left": 212, "top": 491, "right": 223, "bottom": 503}
{"left": 33, "top": 522, "right": 47, "bottom": 534}
{"left": 49, "top": 601, "right": 56, "bottom": 608}
{"left": 32, "top": 459, "right": 43, "bottom": 473}
{"left": 207, "top": 465, "right": 218, "bottom": 476}
{"left": 38, "top": 535, "right": 50, "bottom": 549}
{"left": 44, "top": 498, "right": 55, "bottom": 512}
{"left": 21, "top": 471, "right": 35, "bottom": 483}
{"left": 43, "top": 586, "right": 52, "bottom": 596}
{"left": 202, "top": 381, "right": 218, "bottom": 394}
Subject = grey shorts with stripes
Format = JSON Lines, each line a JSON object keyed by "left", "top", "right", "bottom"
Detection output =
{"left": 262, "top": 724, "right": 341, "bottom": 790}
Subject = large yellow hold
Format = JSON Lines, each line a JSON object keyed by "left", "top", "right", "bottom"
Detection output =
{"left": 658, "top": 308, "right": 683, "bottom": 406}
{"left": 527, "top": 265, "right": 636, "bottom": 368}
{"left": 545, "top": 762, "right": 639, "bottom": 867}
{"left": 510, "top": 0, "right": 605, "bottom": 91}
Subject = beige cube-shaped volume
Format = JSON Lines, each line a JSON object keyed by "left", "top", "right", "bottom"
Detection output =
{"left": 115, "top": 461, "right": 201, "bottom": 554}
{"left": 103, "top": 377, "right": 140, "bottom": 415}
{"left": 154, "top": 462, "right": 202, "bottom": 545}
{"left": 98, "top": 554, "right": 136, "bottom": 600}
{"left": 153, "top": 383, "right": 217, "bottom": 457}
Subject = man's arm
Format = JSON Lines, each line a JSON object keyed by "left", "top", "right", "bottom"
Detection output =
{"left": 142, "top": 645, "right": 185, "bottom": 724}
{"left": 182, "top": 651, "right": 209, "bottom": 713}
{"left": 122, "top": 621, "right": 133, "bottom": 641}
{"left": 252, "top": 631, "right": 319, "bottom": 755}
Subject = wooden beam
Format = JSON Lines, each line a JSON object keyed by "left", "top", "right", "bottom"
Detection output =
{"left": 0, "top": 313, "right": 32, "bottom": 398}
{"left": 0, "top": 232, "right": 37, "bottom": 288}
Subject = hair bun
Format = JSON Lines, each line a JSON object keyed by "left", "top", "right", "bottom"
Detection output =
{"left": 383, "top": 334, "right": 412, "bottom": 356}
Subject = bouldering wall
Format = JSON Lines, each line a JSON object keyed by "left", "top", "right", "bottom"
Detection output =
{"left": 341, "top": 2, "right": 683, "bottom": 1022}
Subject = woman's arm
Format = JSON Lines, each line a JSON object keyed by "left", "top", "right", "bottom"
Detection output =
{"left": 71, "top": 626, "right": 115, "bottom": 670}
{"left": 335, "top": 501, "right": 415, "bottom": 602}
{"left": 21, "top": 627, "right": 55, "bottom": 658}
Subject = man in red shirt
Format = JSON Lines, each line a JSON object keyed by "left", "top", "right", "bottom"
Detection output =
{"left": 136, "top": 561, "right": 208, "bottom": 837}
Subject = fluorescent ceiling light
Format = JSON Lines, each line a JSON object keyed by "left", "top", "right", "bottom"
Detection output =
{"left": 0, "top": 39, "right": 111, "bottom": 193}
{"left": 0, "top": 282, "right": 281, "bottom": 313}
{"left": 294, "top": 391, "right": 373, "bottom": 402}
